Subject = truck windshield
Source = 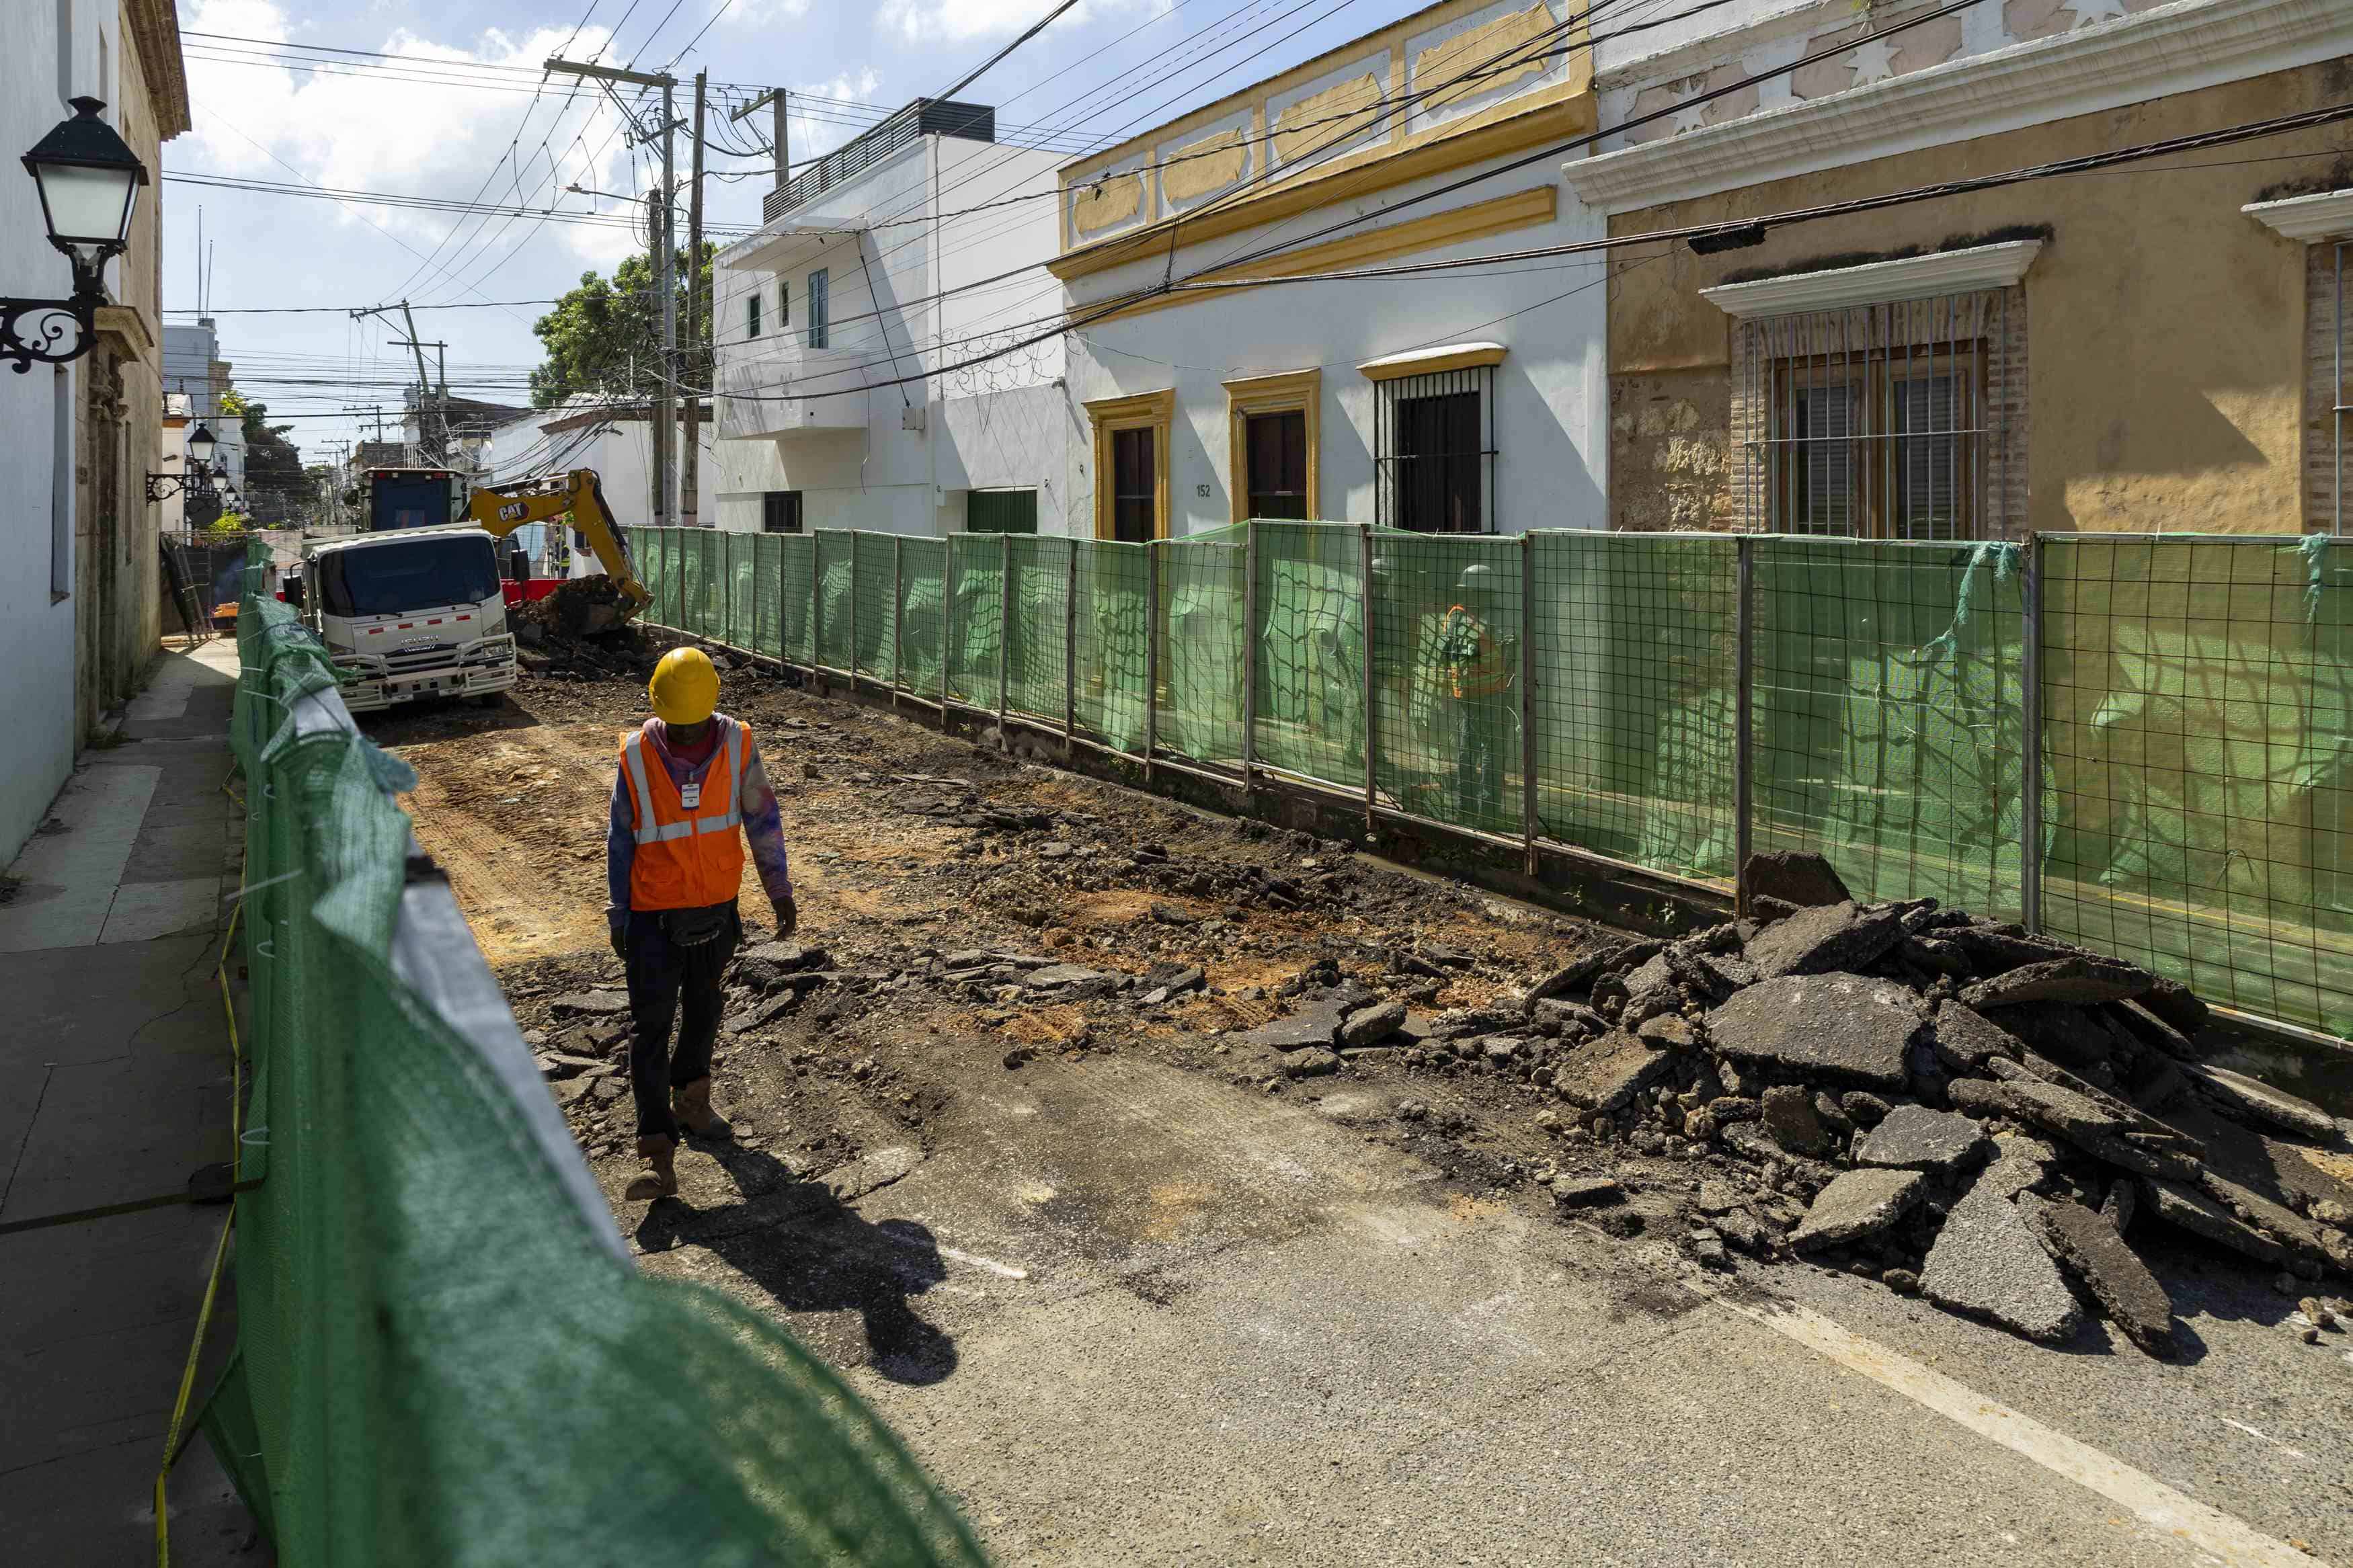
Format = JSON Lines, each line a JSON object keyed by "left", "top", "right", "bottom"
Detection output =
{"left": 321, "top": 537, "right": 500, "bottom": 618}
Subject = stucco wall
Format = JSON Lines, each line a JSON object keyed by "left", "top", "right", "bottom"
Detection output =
{"left": 1062, "top": 143, "right": 1611, "bottom": 536}
{"left": 1604, "top": 60, "right": 2353, "bottom": 535}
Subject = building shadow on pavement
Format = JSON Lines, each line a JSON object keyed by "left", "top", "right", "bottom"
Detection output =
{"left": 632, "top": 1141, "right": 958, "bottom": 1386}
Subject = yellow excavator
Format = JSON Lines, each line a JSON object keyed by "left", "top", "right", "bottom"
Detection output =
{"left": 463, "top": 469, "right": 653, "bottom": 632}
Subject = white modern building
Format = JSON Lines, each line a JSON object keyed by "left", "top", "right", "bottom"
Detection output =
{"left": 1053, "top": 0, "right": 1606, "bottom": 538}
{"left": 711, "top": 99, "right": 1074, "bottom": 536}
{"left": 161, "top": 317, "right": 245, "bottom": 511}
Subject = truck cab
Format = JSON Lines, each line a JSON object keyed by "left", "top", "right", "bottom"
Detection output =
{"left": 301, "top": 526, "right": 518, "bottom": 712}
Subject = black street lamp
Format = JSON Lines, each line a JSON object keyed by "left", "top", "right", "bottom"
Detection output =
{"left": 5, "top": 97, "right": 149, "bottom": 372}
{"left": 186, "top": 420, "right": 216, "bottom": 466}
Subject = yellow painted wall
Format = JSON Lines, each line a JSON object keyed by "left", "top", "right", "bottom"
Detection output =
{"left": 1605, "top": 60, "right": 2353, "bottom": 535}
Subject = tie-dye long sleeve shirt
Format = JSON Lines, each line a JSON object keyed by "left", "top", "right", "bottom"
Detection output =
{"left": 606, "top": 714, "right": 794, "bottom": 915}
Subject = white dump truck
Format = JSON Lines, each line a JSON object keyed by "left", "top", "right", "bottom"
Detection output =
{"left": 295, "top": 524, "right": 519, "bottom": 712}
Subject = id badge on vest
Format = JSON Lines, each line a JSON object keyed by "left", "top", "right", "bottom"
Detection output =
{"left": 679, "top": 781, "right": 703, "bottom": 809}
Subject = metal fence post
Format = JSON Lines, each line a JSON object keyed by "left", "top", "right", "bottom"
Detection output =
{"left": 1064, "top": 538, "right": 1079, "bottom": 756}
{"left": 1241, "top": 520, "right": 1259, "bottom": 797}
{"left": 2021, "top": 532, "right": 2044, "bottom": 934}
{"left": 1359, "top": 523, "right": 1376, "bottom": 835}
{"left": 1734, "top": 534, "right": 1755, "bottom": 915}
{"left": 997, "top": 530, "right": 1012, "bottom": 741}
{"left": 892, "top": 534, "right": 904, "bottom": 709}
{"left": 941, "top": 536, "right": 954, "bottom": 728}
{"left": 1145, "top": 540, "right": 1160, "bottom": 786}
{"left": 846, "top": 532, "right": 860, "bottom": 690}
{"left": 1519, "top": 530, "right": 1538, "bottom": 877}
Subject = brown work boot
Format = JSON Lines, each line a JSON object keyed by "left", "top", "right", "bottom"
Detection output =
{"left": 672, "top": 1077, "right": 731, "bottom": 1139}
{"left": 623, "top": 1134, "right": 678, "bottom": 1200}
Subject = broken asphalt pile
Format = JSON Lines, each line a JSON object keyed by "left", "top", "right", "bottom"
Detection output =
{"left": 1240, "top": 849, "right": 2353, "bottom": 1355}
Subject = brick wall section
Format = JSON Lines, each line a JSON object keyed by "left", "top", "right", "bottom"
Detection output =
{"left": 1721, "top": 285, "right": 2029, "bottom": 538}
{"left": 2306, "top": 241, "right": 2344, "bottom": 532}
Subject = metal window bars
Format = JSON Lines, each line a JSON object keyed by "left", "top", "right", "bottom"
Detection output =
{"left": 1740, "top": 292, "right": 2011, "bottom": 540}
{"left": 1373, "top": 364, "right": 1498, "bottom": 534}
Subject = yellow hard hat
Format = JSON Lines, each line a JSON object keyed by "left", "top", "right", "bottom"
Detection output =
{"left": 649, "top": 647, "right": 719, "bottom": 725}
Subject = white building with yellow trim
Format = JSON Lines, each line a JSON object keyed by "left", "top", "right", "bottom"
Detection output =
{"left": 1053, "top": 0, "right": 1607, "bottom": 538}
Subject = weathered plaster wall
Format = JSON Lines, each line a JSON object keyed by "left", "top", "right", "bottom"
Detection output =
{"left": 1605, "top": 61, "right": 2353, "bottom": 534}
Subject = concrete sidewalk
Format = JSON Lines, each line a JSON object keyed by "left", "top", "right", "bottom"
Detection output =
{"left": 0, "top": 638, "right": 260, "bottom": 1564}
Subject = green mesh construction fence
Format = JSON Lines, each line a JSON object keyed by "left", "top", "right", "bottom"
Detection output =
{"left": 1253, "top": 521, "right": 1365, "bottom": 792}
{"left": 815, "top": 532, "right": 855, "bottom": 673}
{"left": 1369, "top": 529, "right": 1523, "bottom": 839}
{"left": 2042, "top": 536, "right": 2353, "bottom": 1035}
{"left": 946, "top": 534, "right": 1004, "bottom": 712}
{"left": 613, "top": 524, "right": 2353, "bottom": 1042}
{"left": 1074, "top": 540, "right": 1150, "bottom": 754}
{"left": 752, "top": 532, "right": 785, "bottom": 659}
{"left": 1531, "top": 531, "right": 1739, "bottom": 880}
{"left": 1752, "top": 538, "right": 2025, "bottom": 918}
{"left": 854, "top": 532, "right": 899, "bottom": 684}
{"left": 900, "top": 538, "right": 947, "bottom": 698}
{"left": 1006, "top": 536, "right": 1071, "bottom": 725}
{"left": 1156, "top": 529, "right": 1247, "bottom": 772}
{"left": 222, "top": 580, "right": 989, "bottom": 1567}
{"left": 728, "top": 530, "right": 758, "bottom": 652}
{"left": 780, "top": 534, "right": 815, "bottom": 665}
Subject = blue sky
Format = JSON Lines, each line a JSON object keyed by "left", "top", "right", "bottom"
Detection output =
{"left": 165, "top": 0, "right": 1427, "bottom": 462}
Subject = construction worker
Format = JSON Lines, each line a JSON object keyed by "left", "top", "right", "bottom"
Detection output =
{"left": 608, "top": 647, "right": 797, "bottom": 1201}
{"left": 1436, "top": 563, "right": 1515, "bottom": 827}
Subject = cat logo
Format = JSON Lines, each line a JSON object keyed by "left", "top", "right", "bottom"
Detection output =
{"left": 497, "top": 501, "right": 529, "bottom": 522}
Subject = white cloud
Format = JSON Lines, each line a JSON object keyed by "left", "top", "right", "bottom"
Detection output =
{"left": 178, "top": 0, "right": 649, "bottom": 280}
{"left": 727, "top": 0, "right": 814, "bottom": 24}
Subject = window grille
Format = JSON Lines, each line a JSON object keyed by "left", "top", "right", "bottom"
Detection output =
{"left": 761, "top": 491, "right": 803, "bottom": 534}
{"left": 807, "top": 269, "right": 830, "bottom": 349}
{"left": 1738, "top": 292, "right": 2013, "bottom": 539}
{"left": 1373, "top": 364, "right": 1497, "bottom": 533}
{"left": 747, "top": 290, "right": 761, "bottom": 339}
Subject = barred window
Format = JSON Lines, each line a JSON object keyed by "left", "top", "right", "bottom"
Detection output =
{"left": 1374, "top": 364, "right": 1496, "bottom": 534}
{"left": 2323, "top": 241, "right": 2350, "bottom": 532}
{"left": 1737, "top": 292, "right": 2020, "bottom": 539}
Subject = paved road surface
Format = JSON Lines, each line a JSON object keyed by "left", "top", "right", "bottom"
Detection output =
{"left": 637, "top": 1049, "right": 2351, "bottom": 1567}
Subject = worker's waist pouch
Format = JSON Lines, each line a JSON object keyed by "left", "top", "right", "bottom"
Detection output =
{"left": 659, "top": 905, "right": 733, "bottom": 948}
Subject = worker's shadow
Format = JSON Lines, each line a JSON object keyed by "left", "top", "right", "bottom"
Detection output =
{"left": 633, "top": 1141, "right": 959, "bottom": 1387}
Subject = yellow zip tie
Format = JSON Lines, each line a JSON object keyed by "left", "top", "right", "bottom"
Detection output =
{"left": 152, "top": 1206, "right": 233, "bottom": 1568}
{"left": 155, "top": 894, "right": 251, "bottom": 1567}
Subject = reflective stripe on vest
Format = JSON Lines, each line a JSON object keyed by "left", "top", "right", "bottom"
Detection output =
{"left": 1442, "top": 608, "right": 1511, "bottom": 699}
{"left": 622, "top": 722, "right": 746, "bottom": 844}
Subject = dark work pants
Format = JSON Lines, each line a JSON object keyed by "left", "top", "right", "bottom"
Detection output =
{"left": 623, "top": 902, "right": 741, "bottom": 1142}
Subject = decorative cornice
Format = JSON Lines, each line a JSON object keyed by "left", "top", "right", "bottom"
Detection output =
{"left": 2243, "top": 188, "right": 2353, "bottom": 241}
{"left": 1358, "top": 341, "right": 1507, "bottom": 378}
{"left": 95, "top": 303, "right": 156, "bottom": 362}
{"left": 124, "top": 0, "right": 192, "bottom": 140}
{"left": 1564, "top": 0, "right": 2346, "bottom": 213}
{"left": 1700, "top": 240, "right": 2043, "bottom": 318}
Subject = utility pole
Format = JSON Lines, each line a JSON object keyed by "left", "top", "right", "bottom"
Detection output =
{"left": 548, "top": 54, "right": 679, "bottom": 527}
{"left": 682, "top": 69, "right": 706, "bottom": 528}
{"left": 729, "top": 86, "right": 788, "bottom": 192}
{"left": 393, "top": 299, "right": 442, "bottom": 464}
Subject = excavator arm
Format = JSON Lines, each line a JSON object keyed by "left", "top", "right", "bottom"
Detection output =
{"left": 463, "top": 470, "right": 652, "bottom": 616}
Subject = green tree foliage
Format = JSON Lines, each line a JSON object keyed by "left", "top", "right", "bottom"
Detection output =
{"left": 224, "top": 390, "right": 308, "bottom": 526}
{"left": 529, "top": 241, "right": 715, "bottom": 409}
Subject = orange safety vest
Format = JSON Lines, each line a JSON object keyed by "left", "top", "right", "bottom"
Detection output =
{"left": 618, "top": 716, "right": 752, "bottom": 910}
{"left": 1441, "top": 607, "right": 1512, "bottom": 699}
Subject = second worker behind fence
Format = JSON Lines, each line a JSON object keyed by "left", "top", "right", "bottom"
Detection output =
{"left": 608, "top": 647, "right": 799, "bottom": 1202}
{"left": 1437, "top": 563, "right": 1515, "bottom": 828}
